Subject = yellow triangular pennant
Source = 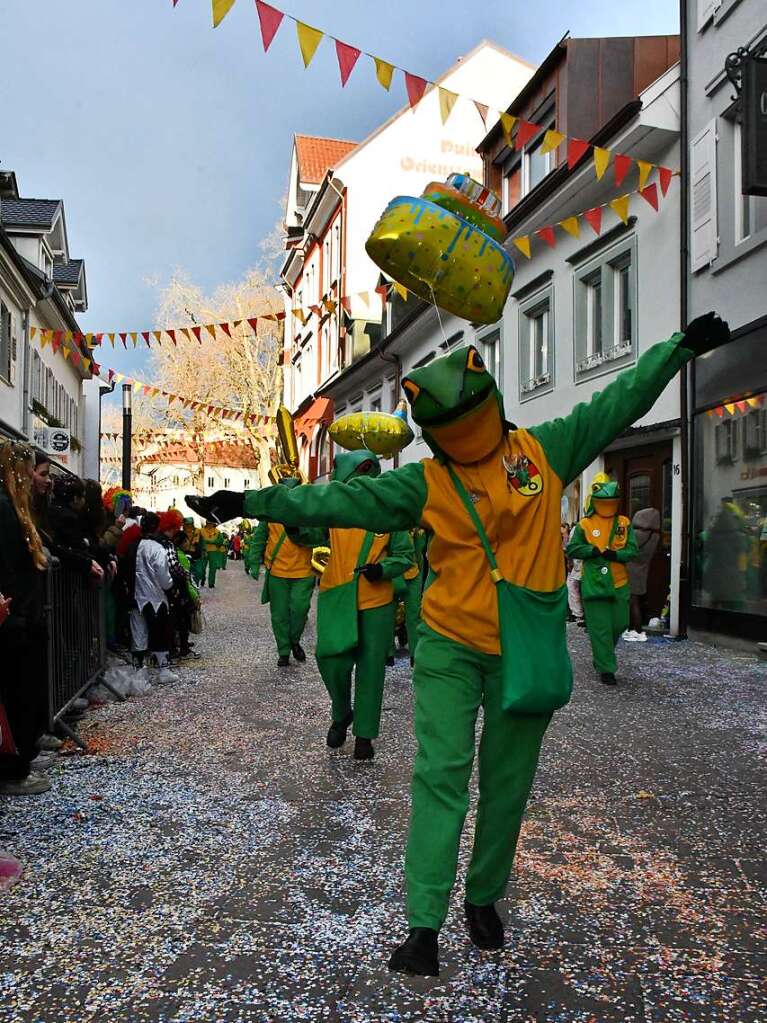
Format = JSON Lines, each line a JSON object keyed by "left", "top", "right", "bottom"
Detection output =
{"left": 512, "top": 236, "right": 531, "bottom": 259}
{"left": 205, "top": 324, "right": 217, "bottom": 338}
{"left": 593, "top": 147, "right": 610, "bottom": 180}
{"left": 296, "top": 20, "right": 323, "bottom": 68}
{"left": 82, "top": 357, "right": 91, "bottom": 372}
{"left": 62, "top": 347, "right": 71, "bottom": 361}
{"left": 212, "top": 0, "right": 236, "bottom": 28}
{"left": 540, "top": 129, "right": 565, "bottom": 155}
{"left": 393, "top": 282, "right": 408, "bottom": 301}
{"left": 130, "top": 332, "right": 138, "bottom": 347}
{"left": 134, "top": 380, "right": 142, "bottom": 392}
{"left": 438, "top": 87, "right": 459, "bottom": 125}
{"left": 500, "top": 113, "right": 517, "bottom": 145}
{"left": 558, "top": 216, "right": 580, "bottom": 238}
{"left": 637, "top": 160, "right": 653, "bottom": 190}
{"left": 85, "top": 332, "right": 94, "bottom": 346}
{"left": 374, "top": 57, "right": 394, "bottom": 91}
{"left": 30, "top": 326, "right": 37, "bottom": 338}
{"left": 609, "top": 195, "right": 630, "bottom": 224}
{"left": 107, "top": 333, "right": 115, "bottom": 346}
{"left": 180, "top": 327, "right": 192, "bottom": 341}
{"left": 152, "top": 331, "right": 163, "bottom": 344}
{"left": 64, "top": 330, "right": 73, "bottom": 342}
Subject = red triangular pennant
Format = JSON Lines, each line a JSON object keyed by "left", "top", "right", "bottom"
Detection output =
{"left": 192, "top": 326, "right": 202, "bottom": 343}
{"left": 583, "top": 207, "right": 603, "bottom": 236}
{"left": 375, "top": 284, "right": 390, "bottom": 303}
{"left": 404, "top": 72, "right": 428, "bottom": 110}
{"left": 341, "top": 296, "right": 352, "bottom": 313}
{"left": 640, "top": 183, "right": 659, "bottom": 211}
{"left": 515, "top": 119, "right": 538, "bottom": 151}
{"left": 658, "top": 166, "right": 673, "bottom": 197}
{"left": 535, "top": 225, "right": 556, "bottom": 248}
{"left": 247, "top": 317, "right": 259, "bottom": 332}
{"left": 255, "top": 0, "right": 284, "bottom": 52}
{"left": 567, "top": 138, "right": 590, "bottom": 169}
{"left": 335, "top": 39, "right": 360, "bottom": 87}
{"left": 141, "top": 331, "right": 150, "bottom": 346}
{"left": 614, "top": 153, "right": 631, "bottom": 188}
{"left": 119, "top": 333, "right": 127, "bottom": 347}
{"left": 167, "top": 329, "right": 177, "bottom": 345}
{"left": 220, "top": 322, "right": 232, "bottom": 337}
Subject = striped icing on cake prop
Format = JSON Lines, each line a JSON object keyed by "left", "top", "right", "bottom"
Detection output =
{"left": 365, "top": 175, "right": 514, "bottom": 325}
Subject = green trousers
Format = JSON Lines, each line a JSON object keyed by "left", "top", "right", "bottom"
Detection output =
{"left": 404, "top": 576, "right": 423, "bottom": 659}
{"left": 191, "top": 557, "right": 205, "bottom": 586}
{"left": 406, "top": 624, "right": 551, "bottom": 930}
{"left": 583, "top": 586, "right": 630, "bottom": 674}
{"left": 267, "top": 575, "right": 315, "bottom": 656}
{"left": 317, "top": 602, "right": 394, "bottom": 739}
{"left": 205, "top": 557, "right": 218, "bottom": 588}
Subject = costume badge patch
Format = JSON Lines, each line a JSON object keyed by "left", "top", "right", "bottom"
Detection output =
{"left": 502, "top": 454, "right": 544, "bottom": 497}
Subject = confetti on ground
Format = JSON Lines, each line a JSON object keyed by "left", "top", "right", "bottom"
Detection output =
{"left": 1, "top": 568, "right": 765, "bottom": 1022}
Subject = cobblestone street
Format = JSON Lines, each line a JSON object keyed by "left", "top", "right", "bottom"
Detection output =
{"left": 1, "top": 565, "right": 766, "bottom": 1022}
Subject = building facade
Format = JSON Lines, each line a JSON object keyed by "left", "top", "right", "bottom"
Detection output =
{"left": 0, "top": 170, "right": 92, "bottom": 475}
{"left": 683, "top": 0, "right": 767, "bottom": 642}
{"left": 280, "top": 41, "right": 536, "bottom": 478}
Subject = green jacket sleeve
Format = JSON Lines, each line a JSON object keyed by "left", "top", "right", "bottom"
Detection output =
{"left": 243, "top": 461, "right": 428, "bottom": 533}
{"left": 565, "top": 524, "right": 598, "bottom": 560}
{"left": 379, "top": 530, "right": 415, "bottom": 582}
{"left": 250, "top": 521, "right": 268, "bottom": 572}
{"left": 615, "top": 524, "right": 639, "bottom": 563}
{"left": 530, "top": 334, "right": 692, "bottom": 485}
{"left": 290, "top": 526, "right": 328, "bottom": 548}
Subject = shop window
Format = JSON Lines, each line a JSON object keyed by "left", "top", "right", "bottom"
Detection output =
{"left": 692, "top": 394, "right": 767, "bottom": 617}
{"left": 518, "top": 289, "right": 552, "bottom": 400}
{"left": 574, "top": 238, "right": 637, "bottom": 379}
{"left": 734, "top": 123, "right": 767, "bottom": 244}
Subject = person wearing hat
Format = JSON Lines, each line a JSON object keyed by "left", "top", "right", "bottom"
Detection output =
{"left": 249, "top": 478, "right": 316, "bottom": 667}
{"left": 199, "top": 520, "right": 227, "bottom": 588}
{"left": 185, "top": 313, "right": 732, "bottom": 977}
{"left": 566, "top": 474, "right": 638, "bottom": 685}
{"left": 289, "top": 450, "right": 414, "bottom": 760}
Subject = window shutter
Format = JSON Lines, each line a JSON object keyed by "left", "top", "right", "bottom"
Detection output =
{"left": 690, "top": 120, "right": 718, "bottom": 273}
{"left": 697, "top": 0, "right": 720, "bottom": 31}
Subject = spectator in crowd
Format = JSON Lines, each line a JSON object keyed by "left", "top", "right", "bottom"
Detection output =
{"left": 46, "top": 475, "right": 104, "bottom": 584}
{"left": 118, "top": 512, "right": 159, "bottom": 664}
{"left": 133, "top": 513, "right": 179, "bottom": 684}
{"left": 625, "top": 508, "right": 662, "bottom": 641}
{"left": 0, "top": 441, "right": 50, "bottom": 796}
{"left": 173, "top": 530, "right": 201, "bottom": 660}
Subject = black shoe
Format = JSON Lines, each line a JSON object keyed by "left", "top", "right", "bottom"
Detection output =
{"left": 326, "top": 711, "right": 353, "bottom": 749}
{"left": 464, "top": 900, "right": 504, "bottom": 950}
{"left": 386, "top": 656, "right": 395, "bottom": 667}
{"left": 388, "top": 928, "right": 439, "bottom": 977}
{"left": 600, "top": 672, "right": 617, "bottom": 686}
{"left": 354, "top": 737, "right": 374, "bottom": 761}
{"left": 291, "top": 643, "right": 306, "bottom": 663}
{"left": 410, "top": 656, "right": 415, "bottom": 668}
{"left": 277, "top": 654, "right": 290, "bottom": 667}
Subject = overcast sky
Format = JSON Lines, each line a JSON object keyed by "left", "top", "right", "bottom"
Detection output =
{"left": 2, "top": 0, "right": 679, "bottom": 384}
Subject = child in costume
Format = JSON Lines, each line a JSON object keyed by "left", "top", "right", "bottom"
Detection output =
{"left": 292, "top": 450, "right": 414, "bottom": 761}
{"left": 187, "top": 312, "right": 732, "bottom": 976}
{"left": 249, "top": 478, "right": 316, "bottom": 667}
{"left": 566, "top": 475, "right": 638, "bottom": 685}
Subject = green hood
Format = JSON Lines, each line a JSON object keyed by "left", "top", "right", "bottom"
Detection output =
{"left": 401, "top": 344, "right": 506, "bottom": 460}
{"left": 331, "top": 449, "right": 381, "bottom": 483}
{"left": 279, "top": 476, "right": 302, "bottom": 490}
{"left": 585, "top": 479, "right": 621, "bottom": 516}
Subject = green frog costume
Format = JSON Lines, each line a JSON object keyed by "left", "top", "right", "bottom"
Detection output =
{"left": 295, "top": 450, "right": 414, "bottom": 761}
{"left": 186, "top": 312, "right": 732, "bottom": 977}
{"left": 566, "top": 474, "right": 638, "bottom": 684}
{"left": 200, "top": 522, "right": 227, "bottom": 588}
{"left": 249, "top": 477, "right": 315, "bottom": 666}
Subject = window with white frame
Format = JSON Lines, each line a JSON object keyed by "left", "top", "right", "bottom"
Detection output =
{"left": 522, "top": 115, "right": 555, "bottom": 197}
{"left": 332, "top": 220, "right": 341, "bottom": 284}
{"left": 479, "top": 329, "right": 502, "bottom": 388}
{"left": 715, "top": 418, "right": 738, "bottom": 464}
{"left": 518, "top": 290, "right": 552, "bottom": 399}
{"left": 734, "top": 122, "right": 767, "bottom": 244}
{"left": 0, "top": 302, "right": 11, "bottom": 382}
{"left": 322, "top": 238, "right": 331, "bottom": 294}
{"left": 574, "top": 237, "right": 637, "bottom": 378}
{"left": 743, "top": 409, "right": 766, "bottom": 459}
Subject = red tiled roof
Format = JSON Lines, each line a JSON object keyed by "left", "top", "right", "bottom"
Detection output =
{"left": 140, "top": 443, "right": 260, "bottom": 469}
{"left": 294, "top": 134, "right": 357, "bottom": 185}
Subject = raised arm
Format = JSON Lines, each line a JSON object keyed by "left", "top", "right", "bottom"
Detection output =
{"left": 242, "top": 462, "right": 428, "bottom": 533}
{"left": 378, "top": 530, "right": 416, "bottom": 581}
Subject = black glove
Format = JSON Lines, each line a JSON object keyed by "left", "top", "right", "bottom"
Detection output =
{"left": 185, "top": 491, "right": 244, "bottom": 524}
{"left": 602, "top": 548, "right": 618, "bottom": 562}
{"left": 590, "top": 546, "right": 603, "bottom": 559}
{"left": 360, "top": 562, "right": 384, "bottom": 582}
{"left": 682, "top": 311, "right": 731, "bottom": 358}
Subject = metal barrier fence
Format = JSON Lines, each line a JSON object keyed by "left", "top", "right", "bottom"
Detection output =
{"left": 46, "top": 558, "right": 110, "bottom": 749}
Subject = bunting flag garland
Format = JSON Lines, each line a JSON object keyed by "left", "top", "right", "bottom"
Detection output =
{"left": 194, "top": 1, "right": 675, "bottom": 195}
{"left": 507, "top": 174, "right": 678, "bottom": 260}
{"left": 705, "top": 393, "right": 765, "bottom": 418}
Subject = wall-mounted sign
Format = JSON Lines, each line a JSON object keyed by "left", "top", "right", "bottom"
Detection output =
{"left": 33, "top": 424, "right": 71, "bottom": 464}
{"left": 742, "top": 54, "right": 767, "bottom": 197}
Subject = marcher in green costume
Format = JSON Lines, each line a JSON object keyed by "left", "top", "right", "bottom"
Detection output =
{"left": 566, "top": 475, "right": 638, "bottom": 685}
{"left": 249, "top": 477, "right": 316, "bottom": 667}
{"left": 293, "top": 450, "right": 413, "bottom": 759}
{"left": 186, "top": 312, "right": 732, "bottom": 977}
{"left": 200, "top": 522, "right": 226, "bottom": 588}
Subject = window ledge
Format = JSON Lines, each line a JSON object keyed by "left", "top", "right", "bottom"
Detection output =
{"left": 576, "top": 343, "right": 632, "bottom": 374}
{"left": 520, "top": 372, "right": 551, "bottom": 394}
{"left": 711, "top": 230, "right": 767, "bottom": 276}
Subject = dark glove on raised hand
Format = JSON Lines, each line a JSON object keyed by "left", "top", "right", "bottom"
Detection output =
{"left": 683, "top": 311, "right": 731, "bottom": 358}
{"left": 360, "top": 562, "right": 384, "bottom": 582}
{"left": 591, "top": 546, "right": 603, "bottom": 559}
{"left": 602, "top": 548, "right": 618, "bottom": 562}
{"left": 185, "top": 490, "right": 244, "bottom": 524}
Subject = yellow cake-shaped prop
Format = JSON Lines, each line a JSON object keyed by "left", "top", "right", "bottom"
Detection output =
{"left": 329, "top": 400, "right": 414, "bottom": 458}
{"left": 365, "top": 173, "right": 514, "bottom": 325}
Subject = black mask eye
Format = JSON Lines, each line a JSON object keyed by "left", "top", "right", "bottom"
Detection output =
{"left": 466, "top": 348, "right": 485, "bottom": 372}
{"left": 355, "top": 460, "right": 375, "bottom": 476}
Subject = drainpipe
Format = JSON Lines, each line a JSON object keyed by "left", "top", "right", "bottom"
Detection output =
{"left": 678, "top": 0, "right": 691, "bottom": 639}
{"left": 21, "top": 309, "right": 31, "bottom": 437}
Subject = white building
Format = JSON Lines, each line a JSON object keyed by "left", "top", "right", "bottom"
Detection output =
{"left": 280, "top": 41, "right": 536, "bottom": 477}
{"left": 0, "top": 170, "right": 93, "bottom": 474}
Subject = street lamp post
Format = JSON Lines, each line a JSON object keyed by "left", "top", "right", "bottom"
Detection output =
{"left": 122, "top": 383, "right": 132, "bottom": 491}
